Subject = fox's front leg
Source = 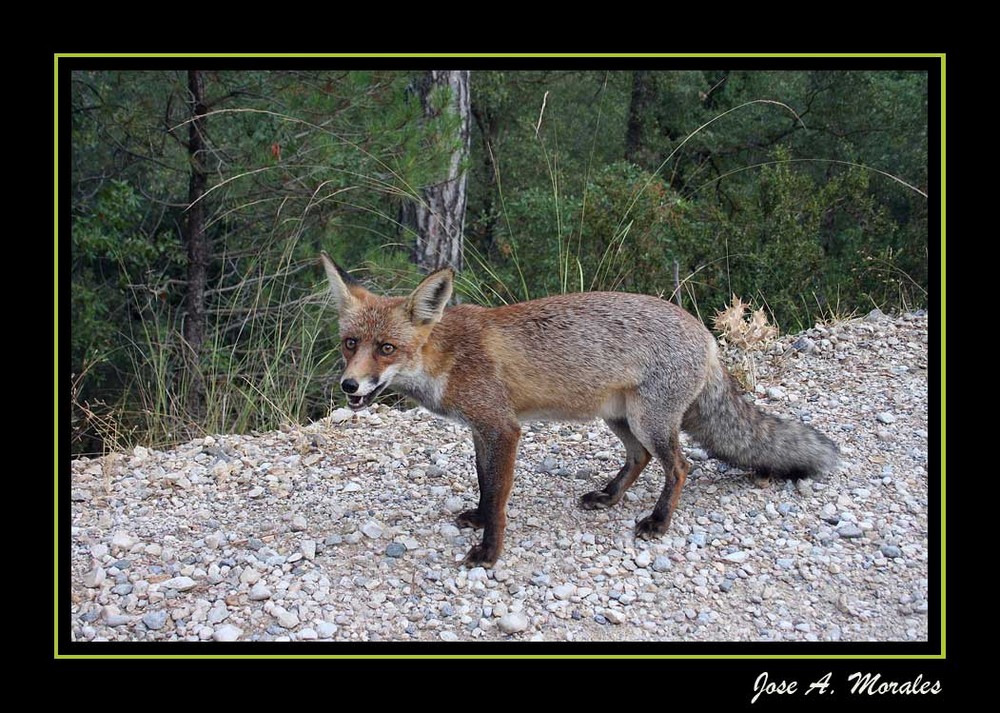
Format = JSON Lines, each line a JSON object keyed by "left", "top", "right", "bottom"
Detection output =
{"left": 459, "top": 422, "right": 520, "bottom": 567}
{"left": 456, "top": 431, "right": 489, "bottom": 530}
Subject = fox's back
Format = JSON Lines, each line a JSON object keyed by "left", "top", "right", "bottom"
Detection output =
{"left": 430, "top": 292, "right": 714, "bottom": 420}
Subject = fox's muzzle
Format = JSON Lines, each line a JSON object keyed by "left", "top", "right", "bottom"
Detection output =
{"left": 341, "top": 376, "right": 387, "bottom": 410}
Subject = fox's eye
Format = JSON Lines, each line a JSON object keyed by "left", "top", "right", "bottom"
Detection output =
{"left": 344, "top": 337, "right": 358, "bottom": 350}
{"left": 379, "top": 343, "right": 396, "bottom": 356}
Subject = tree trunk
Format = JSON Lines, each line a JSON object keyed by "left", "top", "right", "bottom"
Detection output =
{"left": 183, "top": 70, "right": 208, "bottom": 414}
{"left": 402, "top": 70, "right": 470, "bottom": 273}
{"left": 625, "top": 70, "right": 654, "bottom": 168}
{"left": 471, "top": 102, "right": 499, "bottom": 258}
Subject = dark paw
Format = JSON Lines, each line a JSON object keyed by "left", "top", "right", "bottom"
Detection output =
{"left": 580, "top": 490, "right": 614, "bottom": 510}
{"left": 455, "top": 509, "right": 486, "bottom": 529}
{"left": 463, "top": 543, "right": 499, "bottom": 568}
{"left": 634, "top": 516, "right": 669, "bottom": 540}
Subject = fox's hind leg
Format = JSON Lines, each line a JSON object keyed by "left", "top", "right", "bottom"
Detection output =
{"left": 580, "top": 418, "right": 652, "bottom": 510}
{"left": 626, "top": 404, "right": 691, "bottom": 539}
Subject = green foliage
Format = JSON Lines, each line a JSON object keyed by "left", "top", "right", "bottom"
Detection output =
{"left": 69, "top": 69, "right": 460, "bottom": 454}
{"left": 69, "top": 67, "right": 930, "bottom": 454}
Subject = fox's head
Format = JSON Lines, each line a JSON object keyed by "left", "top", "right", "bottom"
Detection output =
{"left": 321, "top": 252, "right": 453, "bottom": 410}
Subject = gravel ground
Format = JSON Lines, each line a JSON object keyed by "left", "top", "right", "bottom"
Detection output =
{"left": 69, "top": 310, "right": 929, "bottom": 643}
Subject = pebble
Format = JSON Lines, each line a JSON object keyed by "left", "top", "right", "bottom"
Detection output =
{"left": 104, "top": 611, "right": 131, "bottom": 627}
{"left": 272, "top": 606, "right": 299, "bottom": 629}
{"left": 877, "top": 412, "right": 897, "bottom": 424}
{"left": 838, "top": 524, "right": 865, "bottom": 539}
{"left": 84, "top": 566, "right": 105, "bottom": 588}
{"left": 688, "top": 532, "right": 707, "bottom": 546}
{"left": 213, "top": 624, "right": 242, "bottom": 641}
{"left": 604, "top": 610, "right": 626, "bottom": 625}
{"left": 329, "top": 408, "right": 353, "bottom": 423}
{"left": 553, "top": 584, "right": 576, "bottom": 600}
{"left": 111, "top": 531, "right": 136, "bottom": 549}
{"left": 207, "top": 602, "right": 229, "bottom": 624}
{"left": 69, "top": 313, "right": 929, "bottom": 644}
{"left": 249, "top": 582, "right": 272, "bottom": 601}
{"left": 160, "top": 576, "right": 197, "bottom": 592}
{"left": 652, "top": 556, "right": 672, "bottom": 572}
{"left": 792, "top": 337, "right": 816, "bottom": 353}
{"left": 499, "top": 612, "right": 529, "bottom": 634}
{"left": 142, "top": 611, "right": 169, "bottom": 630}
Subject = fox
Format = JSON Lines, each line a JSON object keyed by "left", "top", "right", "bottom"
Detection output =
{"left": 320, "top": 252, "right": 839, "bottom": 567}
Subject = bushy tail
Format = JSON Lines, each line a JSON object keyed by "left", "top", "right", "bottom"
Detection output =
{"left": 681, "top": 346, "right": 839, "bottom": 479}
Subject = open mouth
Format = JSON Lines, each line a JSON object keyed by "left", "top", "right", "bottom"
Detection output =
{"left": 346, "top": 383, "right": 387, "bottom": 410}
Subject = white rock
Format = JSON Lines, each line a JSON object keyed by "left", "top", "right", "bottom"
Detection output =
{"left": 553, "top": 584, "right": 576, "bottom": 600}
{"left": 84, "top": 566, "right": 106, "bottom": 588}
{"left": 272, "top": 606, "right": 299, "bottom": 629}
{"left": 240, "top": 568, "right": 261, "bottom": 585}
{"left": 213, "top": 624, "right": 242, "bottom": 642}
{"left": 444, "top": 497, "right": 465, "bottom": 514}
{"left": 249, "top": 582, "right": 272, "bottom": 601}
{"left": 207, "top": 602, "right": 229, "bottom": 624}
{"left": 248, "top": 486, "right": 265, "bottom": 498}
{"left": 103, "top": 607, "right": 131, "bottom": 627}
{"left": 302, "top": 540, "right": 317, "bottom": 560}
{"left": 467, "top": 567, "right": 488, "bottom": 582}
{"left": 604, "top": 609, "right": 626, "bottom": 625}
{"left": 440, "top": 631, "right": 459, "bottom": 642}
{"left": 290, "top": 514, "right": 308, "bottom": 532}
{"left": 160, "top": 576, "right": 197, "bottom": 591}
{"left": 634, "top": 551, "right": 652, "bottom": 568}
{"left": 360, "top": 521, "right": 384, "bottom": 539}
{"left": 499, "top": 612, "right": 529, "bottom": 634}
{"left": 330, "top": 408, "right": 354, "bottom": 423}
{"left": 316, "top": 621, "right": 337, "bottom": 638}
{"left": 144, "top": 543, "right": 162, "bottom": 557}
{"left": 111, "top": 531, "right": 136, "bottom": 549}
{"left": 298, "top": 627, "right": 318, "bottom": 640}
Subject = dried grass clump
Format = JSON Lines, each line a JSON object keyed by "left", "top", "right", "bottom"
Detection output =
{"left": 713, "top": 295, "right": 779, "bottom": 390}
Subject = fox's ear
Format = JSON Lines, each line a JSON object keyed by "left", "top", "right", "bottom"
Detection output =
{"left": 406, "top": 268, "right": 453, "bottom": 326}
{"left": 320, "top": 252, "right": 362, "bottom": 314}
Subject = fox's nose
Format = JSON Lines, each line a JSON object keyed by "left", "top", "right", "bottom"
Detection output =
{"left": 341, "top": 378, "right": 359, "bottom": 394}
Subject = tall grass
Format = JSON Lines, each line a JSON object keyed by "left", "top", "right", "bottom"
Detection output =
{"left": 71, "top": 234, "right": 339, "bottom": 457}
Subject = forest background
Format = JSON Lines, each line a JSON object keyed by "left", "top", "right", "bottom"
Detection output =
{"left": 67, "top": 64, "right": 930, "bottom": 455}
